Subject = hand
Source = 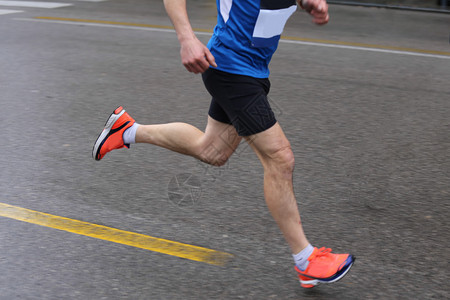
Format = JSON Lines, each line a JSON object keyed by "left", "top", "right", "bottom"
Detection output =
{"left": 180, "top": 37, "right": 217, "bottom": 74}
{"left": 299, "top": 0, "right": 329, "bottom": 25}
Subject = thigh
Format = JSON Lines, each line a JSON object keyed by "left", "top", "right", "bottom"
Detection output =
{"left": 244, "top": 122, "right": 292, "bottom": 165}
{"left": 199, "top": 116, "right": 242, "bottom": 160}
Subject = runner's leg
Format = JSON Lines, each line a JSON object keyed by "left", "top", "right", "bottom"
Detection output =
{"left": 136, "top": 116, "right": 241, "bottom": 166}
{"left": 245, "top": 122, "right": 310, "bottom": 254}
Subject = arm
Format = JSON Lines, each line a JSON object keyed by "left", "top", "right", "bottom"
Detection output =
{"left": 163, "top": 0, "right": 217, "bottom": 74}
{"left": 298, "top": 0, "right": 329, "bottom": 25}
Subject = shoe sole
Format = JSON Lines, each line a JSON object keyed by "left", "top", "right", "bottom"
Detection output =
{"left": 300, "top": 255, "right": 355, "bottom": 288}
{"left": 92, "top": 107, "right": 126, "bottom": 161}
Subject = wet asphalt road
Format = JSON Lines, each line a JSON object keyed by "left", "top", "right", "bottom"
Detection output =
{"left": 1, "top": 0, "right": 449, "bottom": 299}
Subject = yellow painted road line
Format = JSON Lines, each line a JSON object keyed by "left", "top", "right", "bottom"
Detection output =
{"left": 34, "top": 16, "right": 214, "bottom": 33}
{"left": 33, "top": 16, "right": 450, "bottom": 58}
{"left": 0, "top": 202, "right": 233, "bottom": 266}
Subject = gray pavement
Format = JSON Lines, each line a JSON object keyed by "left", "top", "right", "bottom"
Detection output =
{"left": 1, "top": 0, "right": 449, "bottom": 299}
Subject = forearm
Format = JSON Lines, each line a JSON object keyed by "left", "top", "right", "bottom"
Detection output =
{"left": 163, "top": 0, "right": 217, "bottom": 73}
{"left": 163, "top": 0, "right": 196, "bottom": 43}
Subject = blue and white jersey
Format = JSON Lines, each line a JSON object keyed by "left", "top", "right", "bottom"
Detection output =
{"left": 207, "top": 0, "right": 297, "bottom": 78}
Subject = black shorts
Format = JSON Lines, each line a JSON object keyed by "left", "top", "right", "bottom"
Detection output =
{"left": 202, "top": 68, "right": 277, "bottom": 136}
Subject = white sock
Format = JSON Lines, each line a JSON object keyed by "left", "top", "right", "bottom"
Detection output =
{"left": 292, "top": 244, "right": 314, "bottom": 271}
{"left": 123, "top": 123, "right": 140, "bottom": 145}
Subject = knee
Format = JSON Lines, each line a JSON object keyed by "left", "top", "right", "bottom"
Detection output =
{"left": 197, "top": 144, "right": 232, "bottom": 167}
{"left": 203, "top": 154, "right": 230, "bottom": 167}
{"left": 265, "top": 145, "right": 295, "bottom": 176}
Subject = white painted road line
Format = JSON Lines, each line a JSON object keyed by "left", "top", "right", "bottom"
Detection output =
{"left": 0, "top": 1, "right": 72, "bottom": 8}
{"left": 0, "top": 8, "right": 22, "bottom": 14}
{"left": 279, "top": 39, "right": 450, "bottom": 60}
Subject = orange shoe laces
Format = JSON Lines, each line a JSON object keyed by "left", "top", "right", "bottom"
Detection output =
{"left": 309, "top": 247, "right": 332, "bottom": 261}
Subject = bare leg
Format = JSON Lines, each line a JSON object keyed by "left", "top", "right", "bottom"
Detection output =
{"left": 135, "top": 116, "right": 242, "bottom": 166}
{"left": 136, "top": 117, "right": 307, "bottom": 252}
{"left": 246, "top": 123, "right": 309, "bottom": 254}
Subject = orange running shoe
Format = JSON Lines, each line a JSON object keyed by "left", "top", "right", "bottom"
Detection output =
{"left": 295, "top": 247, "right": 355, "bottom": 288}
{"left": 92, "top": 106, "right": 135, "bottom": 161}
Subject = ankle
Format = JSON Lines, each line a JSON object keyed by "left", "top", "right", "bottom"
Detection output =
{"left": 123, "top": 123, "right": 140, "bottom": 144}
{"left": 293, "top": 244, "right": 314, "bottom": 271}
